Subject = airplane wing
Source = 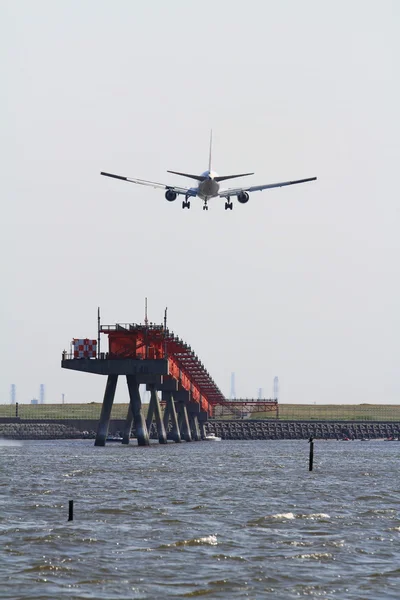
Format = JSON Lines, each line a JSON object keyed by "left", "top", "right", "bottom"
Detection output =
{"left": 219, "top": 176, "right": 317, "bottom": 197}
{"left": 100, "top": 172, "right": 195, "bottom": 196}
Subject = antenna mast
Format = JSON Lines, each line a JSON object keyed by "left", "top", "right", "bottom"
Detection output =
{"left": 164, "top": 306, "right": 168, "bottom": 358}
{"left": 230, "top": 372, "right": 236, "bottom": 400}
{"left": 273, "top": 376, "right": 279, "bottom": 400}
{"left": 144, "top": 297, "right": 148, "bottom": 358}
{"left": 97, "top": 306, "right": 101, "bottom": 358}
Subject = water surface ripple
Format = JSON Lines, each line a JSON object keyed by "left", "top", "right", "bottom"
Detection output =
{"left": 1, "top": 439, "right": 400, "bottom": 598}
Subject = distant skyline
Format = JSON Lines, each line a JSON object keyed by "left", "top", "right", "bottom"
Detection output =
{"left": 1, "top": 0, "right": 399, "bottom": 405}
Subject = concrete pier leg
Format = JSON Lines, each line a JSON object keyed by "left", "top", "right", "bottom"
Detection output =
{"left": 95, "top": 374, "right": 118, "bottom": 446}
{"left": 126, "top": 375, "right": 149, "bottom": 446}
{"left": 179, "top": 403, "right": 192, "bottom": 442}
{"left": 122, "top": 405, "right": 133, "bottom": 444}
{"left": 150, "top": 385, "right": 167, "bottom": 444}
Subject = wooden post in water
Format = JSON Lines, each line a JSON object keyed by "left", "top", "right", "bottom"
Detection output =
{"left": 309, "top": 436, "right": 314, "bottom": 471}
{"left": 68, "top": 500, "right": 74, "bottom": 521}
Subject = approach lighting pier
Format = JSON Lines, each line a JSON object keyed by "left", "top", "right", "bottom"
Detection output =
{"left": 61, "top": 319, "right": 228, "bottom": 446}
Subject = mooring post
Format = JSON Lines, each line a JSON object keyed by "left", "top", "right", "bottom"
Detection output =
{"left": 68, "top": 500, "right": 74, "bottom": 521}
{"left": 94, "top": 374, "right": 118, "bottom": 446}
{"left": 126, "top": 375, "right": 150, "bottom": 446}
{"left": 309, "top": 436, "right": 314, "bottom": 471}
{"left": 122, "top": 404, "right": 133, "bottom": 444}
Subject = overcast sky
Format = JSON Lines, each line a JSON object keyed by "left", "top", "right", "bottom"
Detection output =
{"left": 1, "top": 0, "right": 399, "bottom": 405}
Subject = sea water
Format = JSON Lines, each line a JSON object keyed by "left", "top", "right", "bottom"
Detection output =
{"left": 1, "top": 439, "right": 400, "bottom": 599}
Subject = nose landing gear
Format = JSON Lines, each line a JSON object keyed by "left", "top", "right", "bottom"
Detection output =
{"left": 203, "top": 200, "right": 209, "bottom": 211}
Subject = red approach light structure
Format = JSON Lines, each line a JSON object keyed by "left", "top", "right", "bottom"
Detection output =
{"left": 62, "top": 317, "right": 279, "bottom": 446}
{"left": 100, "top": 322, "right": 225, "bottom": 416}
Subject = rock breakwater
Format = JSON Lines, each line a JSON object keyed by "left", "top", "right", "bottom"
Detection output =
{"left": 0, "top": 423, "right": 83, "bottom": 440}
{"left": 205, "top": 420, "right": 400, "bottom": 440}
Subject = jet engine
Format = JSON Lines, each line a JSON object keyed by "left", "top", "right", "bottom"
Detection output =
{"left": 165, "top": 189, "right": 177, "bottom": 202}
{"left": 237, "top": 192, "right": 249, "bottom": 204}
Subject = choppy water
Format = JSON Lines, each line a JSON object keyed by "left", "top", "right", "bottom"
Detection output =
{"left": 1, "top": 439, "right": 400, "bottom": 599}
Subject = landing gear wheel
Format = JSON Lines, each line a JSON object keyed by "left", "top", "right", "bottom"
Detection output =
{"left": 203, "top": 205, "right": 208, "bottom": 211}
{"left": 225, "top": 202, "right": 233, "bottom": 210}
{"left": 182, "top": 200, "right": 191, "bottom": 209}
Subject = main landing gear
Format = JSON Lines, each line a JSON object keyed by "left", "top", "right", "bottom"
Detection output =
{"left": 182, "top": 199, "right": 190, "bottom": 209}
{"left": 225, "top": 200, "right": 233, "bottom": 210}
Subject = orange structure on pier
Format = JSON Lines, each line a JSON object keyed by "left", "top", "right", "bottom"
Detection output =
{"left": 100, "top": 323, "right": 225, "bottom": 416}
{"left": 63, "top": 315, "right": 279, "bottom": 445}
{"left": 99, "top": 322, "right": 278, "bottom": 419}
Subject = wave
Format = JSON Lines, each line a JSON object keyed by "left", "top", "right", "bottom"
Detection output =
{"left": 160, "top": 535, "right": 218, "bottom": 548}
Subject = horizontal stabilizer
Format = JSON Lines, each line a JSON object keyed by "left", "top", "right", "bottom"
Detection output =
{"left": 215, "top": 173, "right": 254, "bottom": 182}
{"left": 167, "top": 170, "right": 205, "bottom": 182}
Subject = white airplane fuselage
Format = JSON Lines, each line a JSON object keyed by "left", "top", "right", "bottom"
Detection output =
{"left": 196, "top": 170, "right": 220, "bottom": 200}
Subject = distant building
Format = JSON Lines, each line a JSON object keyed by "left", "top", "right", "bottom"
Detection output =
{"left": 31, "top": 398, "right": 39, "bottom": 405}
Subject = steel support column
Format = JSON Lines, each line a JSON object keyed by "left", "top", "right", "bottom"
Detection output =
{"left": 193, "top": 414, "right": 201, "bottom": 441}
{"left": 122, "top": 404, "right": 133, "bottom": 444}
{"left": 95, "top": 374, "right": 118, "bottom": 446}
{"left": 199, "top": 420, "right": 206, "bottom": 440}
{"left": 189, "top": 414, "right": 201, "bottom": 441}
{"left": 162, "top": 400, "right": 170, "bottom": 431}
{"left": 149, "top": 385, "right": 167, "bottom": 444}
{"left": 126, "top": 375, "right": 149, "bottom": 446}
{"left": 163, "top": 391, "right": 181, "bottom": 443}
{"left": 145, "top": 391, "right": 155, "bottom": 431}
{"left": 178, "top": 402, "right": 192, "bottom": 442}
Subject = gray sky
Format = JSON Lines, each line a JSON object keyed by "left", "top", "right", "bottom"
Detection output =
{"left": 1, "top": 0, "right": 399, "bottom": 405}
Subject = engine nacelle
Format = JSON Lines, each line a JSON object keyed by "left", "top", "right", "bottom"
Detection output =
{"left": 237, "top": 192, "right": 249, "bottom": 204}
{"left": 165, "top": 189, "right": 177, "bottom": 202}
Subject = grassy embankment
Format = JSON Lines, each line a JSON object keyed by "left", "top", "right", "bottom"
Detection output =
{"left": 1, "top": 403, "right": 400, "bottom": 421}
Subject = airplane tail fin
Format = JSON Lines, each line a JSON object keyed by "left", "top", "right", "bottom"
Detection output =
{"left": 208, "top": 129, "right": 213, "bottom": 171}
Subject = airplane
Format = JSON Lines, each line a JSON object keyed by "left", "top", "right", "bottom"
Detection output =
{"left": 100, "top": 133, "right": 317, "bottom": 211}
